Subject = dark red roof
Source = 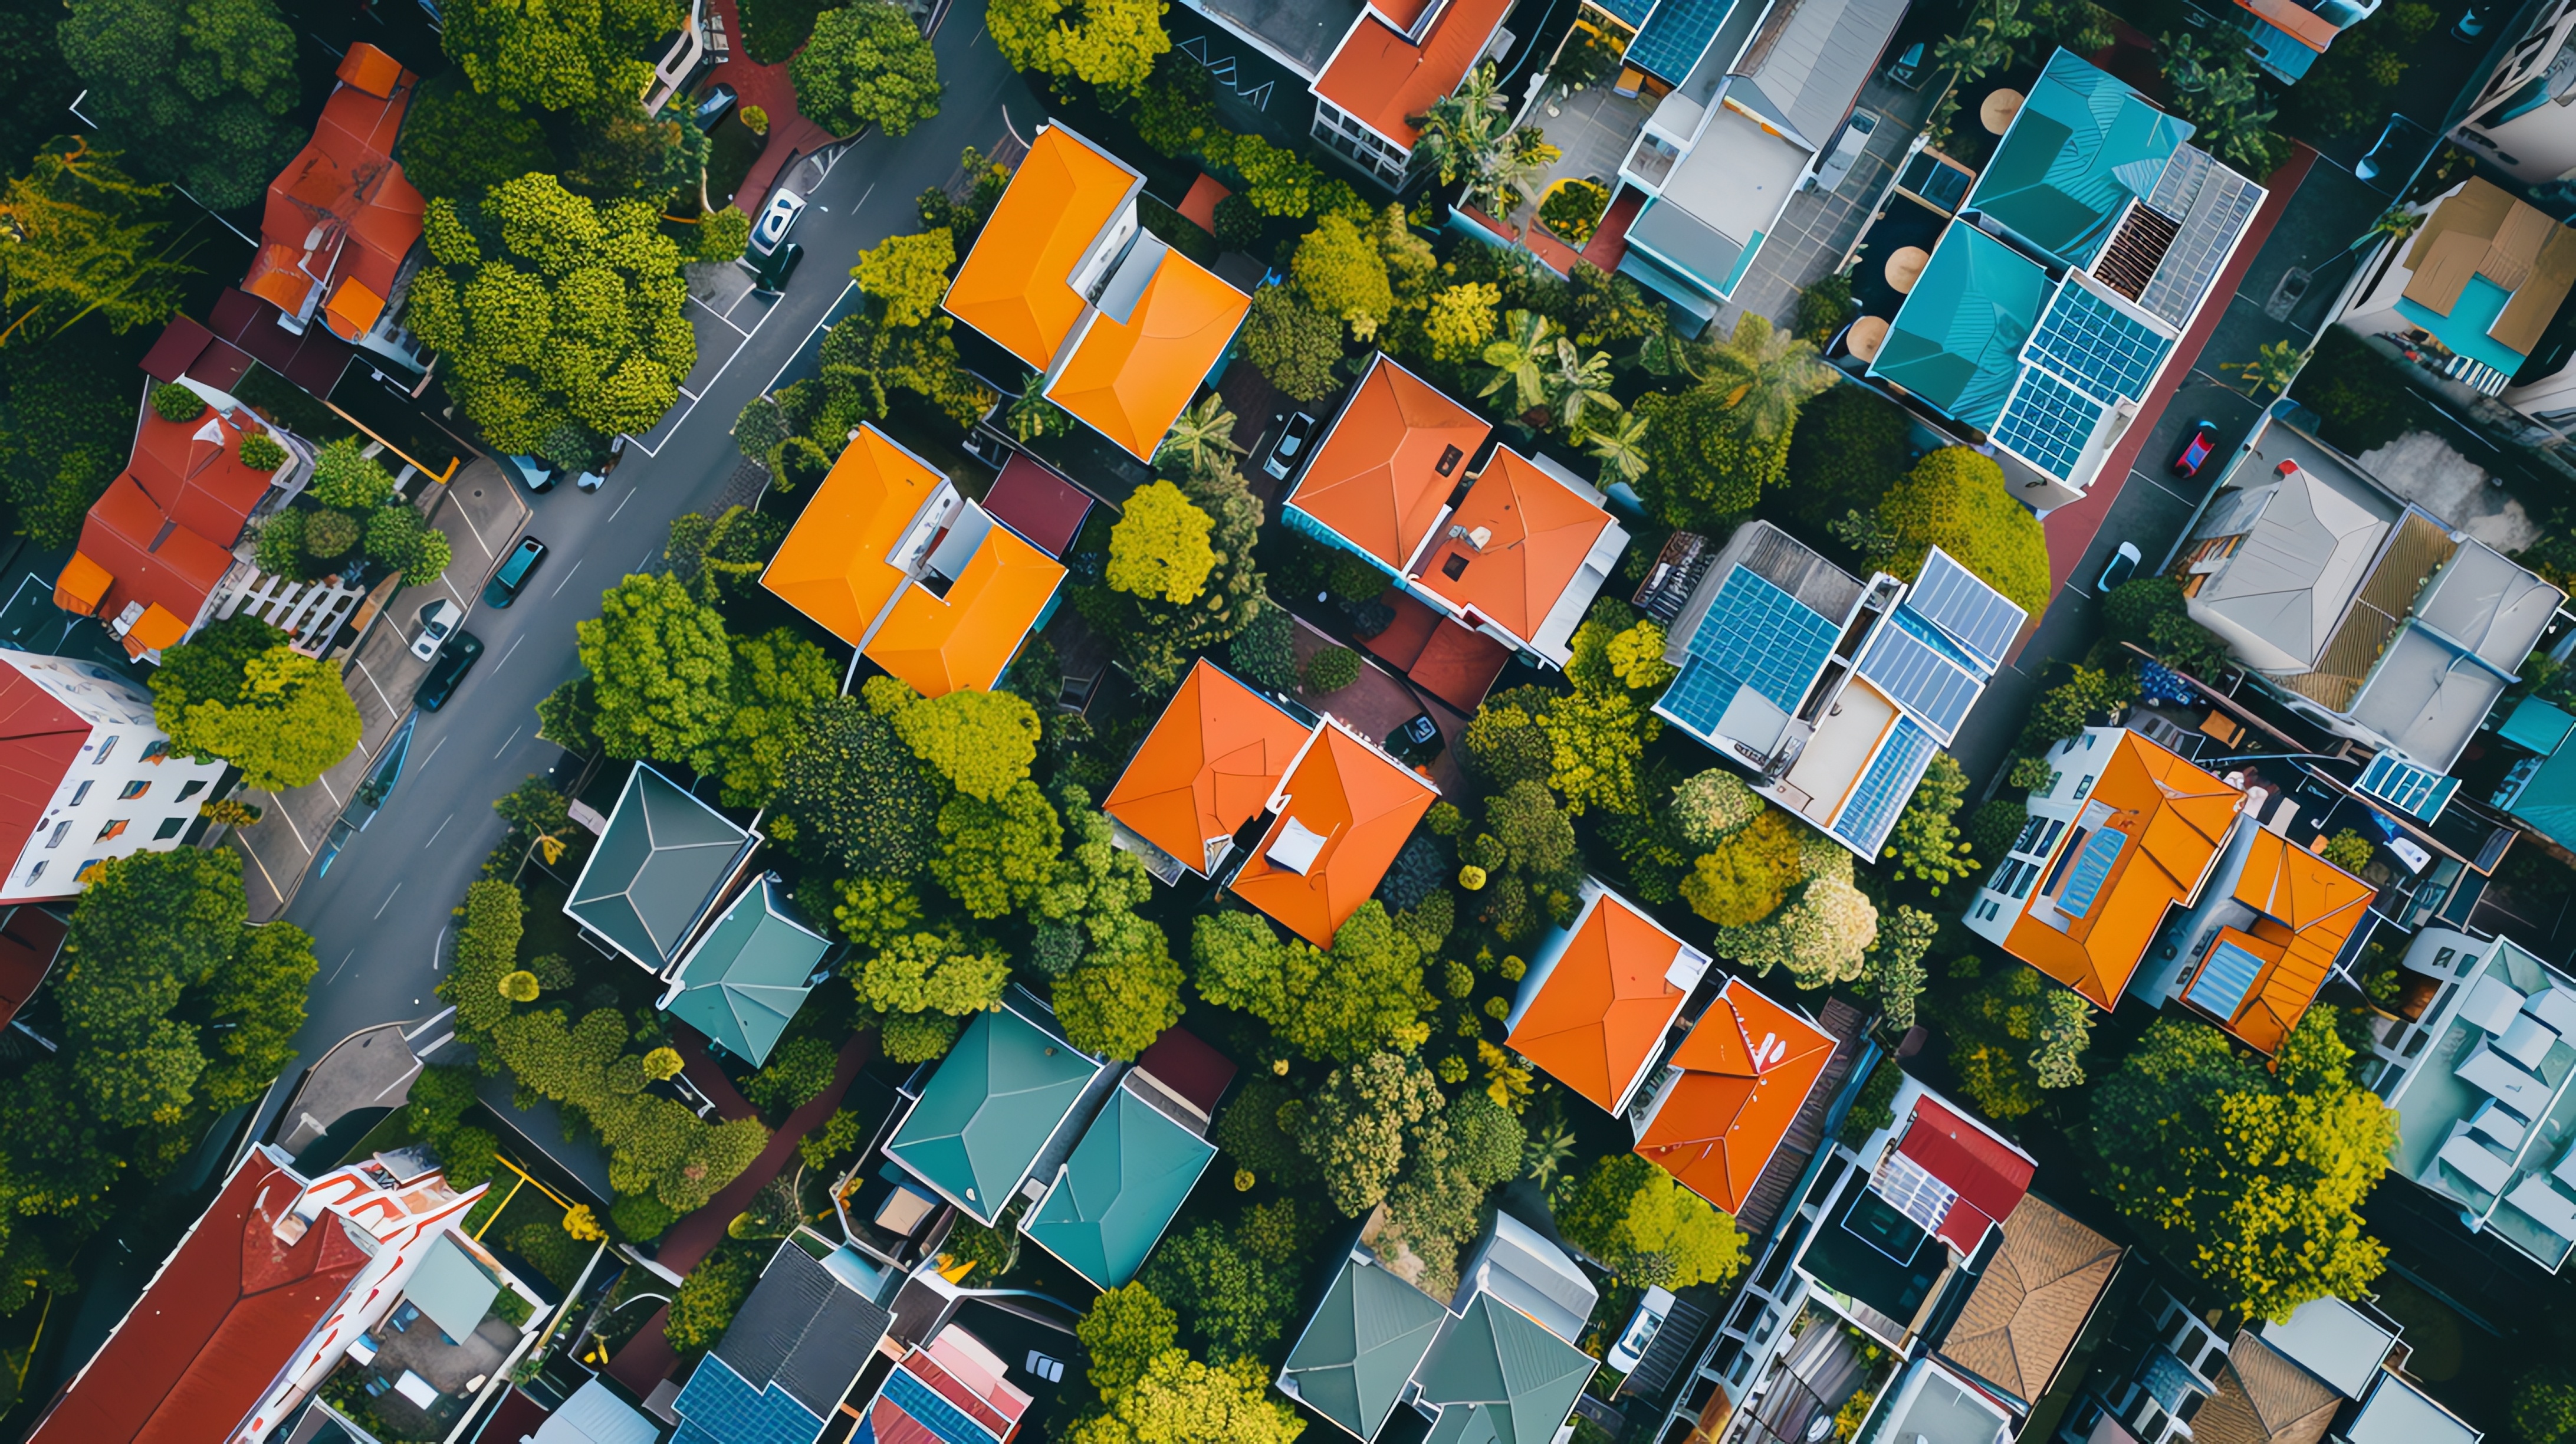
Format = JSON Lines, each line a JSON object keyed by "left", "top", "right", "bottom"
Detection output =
{"left": 1134, "top": 1026, "right": 1237, "bottom": 1119}
{"left": 983, "top": 452, "right": 1094, "bottom": 559}
{"left": 209, "top": 287, "right": 354, "bottom": 398}
{"left": 0, "top": 668, "right": 86, "bottom": 865}
{"left": 28, "top": 1151, "right": 372, "bottom": 1444}
{"left": 1899, "top": 1097, "right": 2037, "bottom": 1255}
{"left": 140, "top": 316, "right": 217, "bottom": 385}
{"left": 0, "top": 908, "right": 67, "bottom": 1029}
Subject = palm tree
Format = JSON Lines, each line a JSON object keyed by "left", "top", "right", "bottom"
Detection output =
{"left": 1478, "top": 310, "right": 1558, "bottom": 421}
{"left": 1546, "top": 339, "right": 1618, "bottom": 439}
{"left": 1698, "top": 314, "right": 1832, "bottom": 442}
{"left": 1413, "top": 64, "right": 1514, "bottom": 193}
{"left": 1586, "top": 409, "right": 1651, "bottom": 487}
{"left": 1005, "top": 373, "right": 1072, "bottom": 442}
{"left": 1483, "top": 126, "right": 1563, "bottom": 216}
{"left": 1155, "top": 392, "right": 1243, "bottom": 476}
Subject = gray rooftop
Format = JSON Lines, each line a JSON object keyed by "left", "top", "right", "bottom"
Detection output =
{"left": 1726, "top": 0, "right": 1909, "bottom": 149}
{"left": 711, "top": 1242, "right": 895, "bottom": 1418}
{"left": 564, "top": 764, "right": 757, "bottom": 972}
{"left": 1175, "top": 0, "right": 1363, "bottom": 76}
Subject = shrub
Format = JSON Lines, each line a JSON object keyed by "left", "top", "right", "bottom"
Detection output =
{"left": 303, "top": 508, "right": 360, "bottom": 559}
{"left": 740, "top": 104, "right": 769, "bottom": 134}
{"left": 1793, "top": 270, "right": 1858, "bottom": 346}
{"left": 1305, "top": 644, "right": 1359, "bottom": 693}
{"left": 238, "top": 433, "right": 287, "bottom": 471}
{"left": 1227, "top": 600, "right": 1297, "bottom": 690}
{"left": 610, "top": 1192, "right": 675, "bottom": 1240}
{"left": 744, "top": 1035, "right": 840, "bottom": 1114}
{"left": 1539, "top": 179, "right": 1610, "bottom": 245}
{"left": 664, "top": 1244, "right": 755, "bottom": 1350}
{"left": 150, "top": 382, "right": 203, "bottom": 422}
{"left": 2322, "top": 829, "right": 2374, "bottom": 874}
{"left": 1878, "top": 448, "right": 2050, "bottom": 616}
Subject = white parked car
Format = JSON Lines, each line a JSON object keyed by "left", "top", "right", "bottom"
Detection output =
{"left": 751, "top": 189, "right": 806, "bottom": 257}
{"left": 1807, "top": 110, "right": 1880, "bottom": 193}
{"left": 410, "top": 599, "right": 463, "bottom": 662}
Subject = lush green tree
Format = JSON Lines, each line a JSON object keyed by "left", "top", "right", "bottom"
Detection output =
{"left": 929, "top": 779, "right": 1063, "bottom": 918}
{"left": 1461, "top": 691, "right": 1553, "bottom": 790}
{"left": 396, "top": 71, "right": 556, "bottom": 203}
{"left": 1070, "top": 1349, "right": 1305, "bottom": 1444}
{"left": 558, "top": 101, "right": 704, "bottom": 209}
{"left": 989, "top": 0, "right": 1172, "bottom": 93}
{"left": 409, "top": 174, "right": 694, "bottom": 460}
{"left": 1444, "top": 1092, "right": 1525, "bottom": 1188}
{"left": 852, "top": 228, "right": 955, "bottom": 329}
{"left": 1212, "top": 1077, "right": 1317, "bottom": 1186}
{"left": 365, "top": 504, "right": 453, "bottom": 586}
{"left": 1192, "top": 906, "right": 1432, "bottom": 1063}
{"left": 781, "top": 298, "right": 994, "bottom": 435}
{"left": 848, "top": 928, "right": 1010, "bottom": 1047}
{"left": 1714, "top": 870, "right": 1878, "bottom": 986}
{"left": 1941, "top": 961, "right": 2053, "bottom": 1120}
{"left": 1054, "top": 915, "right": 1182, "bottom": 1060}
{"left": 1884, "top": 751, "right": 1974, "bottom": 892}
{"left": 793, "top": 1, "right": 943, "bottom": 137}
{"left": 1424, "top": 281, "right": 1499, "bottom": 362}
{"left": 1459, "top": 780, "right": 1581, "bottom": 943}
{"left": 1289, "top": 1052, "right": 1445, "bottom": 1216}
{"left": 1036, "top": 787, "right": 1156, "bottom": 966}
{"left": 55, "top": 849, "right": 242, "bottom": 1127}
{"left": 439, "top": 878, "right": 526, "bottom": 1052}
{"left": 2017, "top": 664, "right": 2138, "bottom": 753}
{"left": 1865, "top": 905, "right": 1936, "bottom": 1031}
{"left": 201, "top": 921, "right": 321, "bottom": 1108}
{"left": 442, "top": 0, "right": 680, "bottom": 116}
{"left": 1075, "top": 456, "right": 1267, "bottom": 690}
{"left": 2102, "top": 575, "right": 2232, "bottom": 678}
{"left": 666, "top": 504, "right": 789, "bottom": 608}
{"left": 1079, "top": 1284, "right": 1178, "bottom": 1400}
{"left": 744, "top": 1035, "right": 840, "bottom": 1112}
{"left": 883, "top": 686, "right": 1040, "bottom": 800}
{"left": 2090, "top": 1012, "right": 2393, "bottom": 1322}
{"left": 150, "top": 614, "right": 285, "bottom": 720}
{"left": 1671, "top": 769, "right": 1760, "bottom": 849}
{"left": 693, "top": 628, "right": 836, "bottom": 807}
{"left": 1136, "top": 1225, "right": 1292, "bottom": 1362}
{"left": 1539, "top": 687, "right": 1658, "bottom": 816}
{"left": 1239, "top": 284, "right": 1342, "bottom": 402}
{"left": 1108, "top": 480, "right": 1217, "bottom": 605}
{"left": 1560, "top": 1153, "right": 1747, "bottom": 1289}
{"left": 2160, "top": 29, "right": 2285, "bottom": 175}
{"left": 1637, "top": 314, "right": 1832, "bottom": 525}
{"left": 1414, "top": 63, "right": 1557, "bottom": 214}
{"left": 1154, "top": 391, "right": 1243, "bottom": 478}
{"left": 663, "top": 1242, "right": 754, "bottom": 1350}
{"left": 0, "top": 328, "right": 133, "bottom": 546}
{"left": 1293, "top": 213, "right": 1393, "bottom": 341}
{"left": 307, "top": 437, "right": 394, "bottom": 510}
{"left": 492, "top": 1005, "right": 768, "bottom": 1211}
{"left": 58, "top": 0, "right": 299, "bottom": 208}
{"left": 1681, "top": 808, "right": 1802, "bottom": 926}
{"left": 773, "top": 695, "right": 942, "bottom": 877}
{"left": 1782, "top": 384, "right": 1915, "bottom": 553}
{"left": 577, "top": 573, "right": 732, "bottom": 764}
{"left": 153, "top": 642, "right": 361, "bottom": 791}
{"left": 0, "top": 137, "right": 195, "bottom": 350}
{"left": 1879, "top": 448, "right": 2051, "bottom": 616}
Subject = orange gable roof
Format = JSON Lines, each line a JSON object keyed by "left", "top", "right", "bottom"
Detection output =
{"left": 1315, "top": 0, "right": 1517, "bottom": 149}
{"left": 1286, "top": 355, "right": 1491, "bottom": 569}
{"left": 2182, "top": 831, "right": 2375, "bottom": 1054}
{"left": 761, "top": 427, "right": 947, "bottom": 646}
{"left": 863, "top": 524, "right": 1066, "bottom": 699}
{"left": 53, "top": 552, "right": 110, "bottom": 613}
{"left": 1103, "top": 659, "right": 1312, "bottom": 876}
{"left": 67, "top": 475, "right": 236, "bottom": 640}
{"left": 1046, "top": 252, "right": 1251, "bottom": 461}
{"left": 1228, "top": 722, "right": 1437, "bottom": 946}
{"left": 1635, "top": 979, "right": 1836, "bottom": 1213}
{"left": 125, "top": 407, "right": 275, "bottom": 549}
{"left": 1414, "top": 448, "right": 1614, "bottom": 644}
{"left": 2003, "top": 733, "right": 2243, "bottom": 1010}
{"left": 943, "top": 124, "right": 1139, "bottom": 369}
{"left": 1506, "top": 889, "right": 1697, "bottom": 1113}
{"left": 244, "top": 42, "right": 422, "bottom": 336}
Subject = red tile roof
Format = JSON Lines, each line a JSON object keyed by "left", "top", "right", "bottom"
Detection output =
{"left": 1635, "top": 980, "right": 1836, "bottom": 1213}
{"left": 0, "top": 666, "right": 86, "bottom": 866}
{"left": 28, "top": 1152, "right": 373, "bottom": 1444}
{"left": 242, "top": 43, "right": 424, "bottom": 342}
{"left": 1897, "top": 1095, "right": 2037, "bottom": 1255}
{"left": 0, "top": 907, "right": 66, "bottom": 1029}
{"left": 125, "top": 405, "right": 276, "bottom": 549}
{"left": 1314, "top": 0, "right": 1518, "bottom": 149}
{"left": 1285, "top": 355, "right": 1490, "bottom": 570}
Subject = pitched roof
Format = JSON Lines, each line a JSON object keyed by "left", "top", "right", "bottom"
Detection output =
{"left": 760, "top": 425, "right": 949, "bottom": 647}
{"left": 58, "top": 398, "right": 283, "bottom": 654}
{"left": 2400, "top": 178, "right": 2576, "bottom": 360}
{"left": 860, "top": 519, "right": 1065, "bottom": 698}
{"left": 707, "top": 1244, "right": 895, "bottom": 1418}
{"left": 563, "top": 764, "right": 757, "bottom": 972}
{"left": 942, "top": 124, "right": 1141, "bottom": 369}
{"left": 1411, "top": 1292, "right": 1596, "bottom": 1444}
{"left": 1867, "top": 222, "right": 2051, "bottom": 430}
{"left": 2180, "top": 831, "right": 2374, "bottom": 1055}
{"left": 26, "top": 1152, "right": 373, "bottom": 1444}
{"left": 1044, "top": 250, "right": 1252, "bottom": 461}
{"left": 662, "top": 875, "right": 831, "bottom": 1066}
{"left": 243, "top": 43, "right": 425, "bottom": 340}
{"left": 868, "top": 1333, "right": 1033, "bottom": 1444}
{"left": 1278, "top": 1253, "right": 1450, "bottom": 1440}
{"left": 0, "top": 663, "right": 88, "bottom": 861}
{"left": 1896, "top": 1095, "right": 2037, "bottom": 1255}
{"left": 1506, "top": 887, "right": 1701, "bottom": 1114}
{"left": 1023, "top": 1082, "right": 1218, "bottom": 1288}
{"left": 1634, "top": 979, "right": 1837, "bottom": 1213}
{"left": 1102, "top": 659, "right": 1312, "bottom": 877}
{"left": 1313, "top": 0, "right": 1517, "bottom": 149}
{"left": 2190, "top": 1333, "right": 2341, "bottom": 1444}
{"left": 65, "top": 474, "right": 239, "bottom": 654}
{"left": 1286, "top": 354, "right": 1491, "bottom": 570}
{"left": 2187, "top": 460, "right": 2396, "bottom": 675}
{"left": 124, "top": 405, "right": 278, "bottom": 549}
{"left": 885, "top": 1005, "right": 1103, "bottom": 1223}
{"left": 1937, "top": 1196, "right": 2120, "bottom": 1410}
{"left": 2003, "top": 731, "right": 2243, "bottom": 1010}
{"left": 1227, "top": 721, "right": 1438, "bottom": 947}
{"left": 1968, "top": 48, "right": 2190, "bottom": 268}
{"left": 1413, "top": 448, "right": 1615, "bottom": 647}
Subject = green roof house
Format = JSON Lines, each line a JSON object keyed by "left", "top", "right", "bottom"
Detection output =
{"left": 658, "top": 874, "right": 831, "bottom": 1066}
{"left": 1414, "top": 1293, "right": 1597, "bottom": 1444}
{"left": 564, "top": 764, "right": 758, "bottom": 972}
{"left": 883, "top": 1000, "right": 1104, "bottom": 1224}
{"left": 1277, "top": 1252, "right": 1449, "bottom": 1440}
{"left": 1867, "top": 224, "right": 2051, "bottom": 431}
{"left": 1021, "top": 1078, "right": 1218, "bottom": 1288}
{"left": 1967, "top": 47, "right": 2191, "bottom": 269}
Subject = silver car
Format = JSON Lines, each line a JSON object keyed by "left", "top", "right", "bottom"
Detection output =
{"left": 751, "top": 189, "right": 806, "bottom": 257}
{"left": 1808, "top": 110, "right": 1880, "bottom": 193}
{"left": 410, "top": 599, "right": 462, "bottom": 662}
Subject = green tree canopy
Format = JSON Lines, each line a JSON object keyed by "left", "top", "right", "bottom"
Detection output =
{"left": 695, "top": 627, "right": 837, "bottom": 807}
{"left": 58, "top": 0, "right": 300, "bottom": 208}
{"left": 0, "top": 137, "right": 196, "bottom": 350}
{"left": 885, "top": 685, "right": 1040, "bottom": 800}
{"left": 1053, "top": 913, "right": 1183, "bottom": 1060}
{"left": 1290, "top": 1051, "right": 1445, "bottom": 1216}
{"left": 928, "top": 779, "right": 1063, "bottom": 918}
{"left": 1070, "top": 1350, "right": 1304, "bottom": 1444}
{"left": 847, "top": 929, "right": 1010, "bottom": 1043}
{"left": 577, "top": 573, "right": 734, "bottom": 764}
{"left": 151, "top": 640, "right": 362, "bottom": 791}
{"left": 1883, "top": 751, "right": 1974, "bottom": 892}
{"left": 853, "top": 228, "right": 957, "bottom": 329}
{"left": 409, "top": 174, "right": 694, "bottom": 461}
{"left": 441, "top": 0, "right": 681, "bottom": 115}
{"left": 1879, "top": 447, "right": 2051, "bottom": 616}
{"left": 395, "top": 71, "right": 556, "bottom": 203}
{"left": 1635, "top": 314, "right": 1831, "bottom": 526}
{"left": 988, "top": 0, "right": 1171, "bottom": 93}
{"left": 1107, "top": 480, "right": 1217, "bottom": 605}
{"left": 1560, "top": 1153, "right": 1747, "bottom": 1290}
{"left": 1191, "top": 905, "right": 1434, "bottom": 1062}
{"left": 1293, "top": 213, "right": 1393, "bottom": 340}
{"left": 1079, "top": 1284, "right": 1178, "bottom": 1400}
{"left": 791, "top": 1, "right": 944, "bottom": 137}
{"left": 2089, "top": 1011, "right": 2394, "bottom": 1322}
{"left": 773, "top": 695, "right": 942, "bottom": 878}
{"left": 1238, "top": 284, "right": 1343, "bottom": 402}
{"left": 1681, "top": 807, "right": 1802, "bottom": 926}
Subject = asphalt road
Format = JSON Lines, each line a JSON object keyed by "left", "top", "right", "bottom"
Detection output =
{"left": 251, "top": 19, "right": 1040, "bottom": 1140}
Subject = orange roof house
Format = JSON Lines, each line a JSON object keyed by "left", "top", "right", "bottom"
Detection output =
{"left": 1992, "top": 730, "right": 2246, "bottom": 1012}
{"left": 1505, "top": 882, "right": 1711, "bottom": 1115}
{"left": 1228, "top": 720, "right": 1437, "bottom": 946}
{"left": 862, "top": 520, "right": 1066, "bottom": 698}
{"left": 1411, "top": 448, "right": 1625, "bottom": 665}
{"left": 2177, "top": 830, "right": 2376, "bottom": 1054}
{"left": 941, "top": 122, "right": 1250, "bottom": 462}
{"left": 1634, "top": 979, "right": 1837, "bottom": 1213}
{"left": 1103, "top": 659, "right": 1312, "bottom": 878}
{"left": 942, "top": 125, "right": 1142, "bottom": 369}
{"left": 1313, "top": 0, "right": 1519, "bottom": 167}
{"left": 242, "top": 43, "right": 426, "bottom": 351}
{"left": 760, "top": 426, "right": 949, "bottom": 646}
{"left": 1284, "top": 354, "right": 1491, "bottom": 572}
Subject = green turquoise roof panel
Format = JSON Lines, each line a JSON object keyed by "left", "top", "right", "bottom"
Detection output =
{"left": 1868, "top": 224, "right": 2051, "bottom": 429}
{"left": 1023, "top": 1085, "right": 1216, "bottom": 1288}
{"left": 565, "top": 764, "right": 757, "bottom": 970}
{"left": 1279, "top": 1255, "right": 1449, "bottom": 1439}
{"left": 2509, "top": 744, "right": 2576, "bottom": 849}
{"left": 885, "top": 1006, "right": 1101, "bottom": 1223}
{"left": 663, "top": 875, "right": 831, "bottom": 1066}
{"left": 1968, "top": 48, "right": 2190, "bottom": 267}
{"left": 2503, "top": 695, "right": 2576, "bottom": 756}
{"left": 1414, "top": 1294, "right": 1595, "bottom": 1444}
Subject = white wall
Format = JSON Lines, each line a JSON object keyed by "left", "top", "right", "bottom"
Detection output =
{"left": 1, "top": 653, "right": 226, "bottom": 904}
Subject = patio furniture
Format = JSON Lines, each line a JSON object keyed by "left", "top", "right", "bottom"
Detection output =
{"left": 1980, "top": 89, "right": 2025, "bottom": 134}
{"left": 1885, "top": 247, "right": 1929, "bottom": 293}
{"left": 1846, "top": 316, "right": 1888, "bottom": 362}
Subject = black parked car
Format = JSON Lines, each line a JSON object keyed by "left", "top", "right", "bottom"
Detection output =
{"left": 415, "top": 631, "right": 485, "bottom": 711}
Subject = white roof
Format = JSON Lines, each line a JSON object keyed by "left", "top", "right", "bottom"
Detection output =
{"left": 2190, "top": 463, "right": 2393, "bottom": 673}
{"left": 2344, "top": 1372, "right": 2481, "bottom": 1444}
{"left": 535, "top": 1380, "right": 662, "bottom": 1444}
{"left": 2256, "top": 1297, "right": 2394, "bottom": 1399}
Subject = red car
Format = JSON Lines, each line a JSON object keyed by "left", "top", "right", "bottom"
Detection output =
{"left": 2170, "top": 419, "right": 2220, "bottom": 478}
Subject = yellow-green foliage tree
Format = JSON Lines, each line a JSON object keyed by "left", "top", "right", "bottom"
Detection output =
{"left": 1560, "top": 1153, "right": 1747, "bottom": 1289}
{"left": 1878, "top": 447, "right": 2051, "bottom": 616}
{"left": 1681, "top": 808, "right": 1803, "bottom": 926}
{"left": 1424, "top": 282, "right": 1499, "bottom": 362}
{"left": 885, "top": 684, "right": 1041, "bottom": 800}
{"left": 1070, "top": 1349, "right": 1305, "bottom": 1444}
{"left": 150, "top": 635, "right": 363, "bottom": 792}
{"left": 441, "top": 0, "right": 679, "bottom": 116}
{"left": 1107, "top": 480, "right": 1217, "bottom": 605}
{"left": 1192, "top": 907, "right": 1433, "bottom": 1063}
{"left": 854, "top": 228, "right": 955, "bottom": 328}
{"left": 988, "top": 0, "right": 1171, "bottom": 91}
{"left": 1292, "top": 213, "right": 1393, "bottom": 341}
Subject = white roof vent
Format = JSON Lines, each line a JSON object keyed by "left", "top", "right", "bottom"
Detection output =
{"left": 1266, "top": 816, "right": 1329, "bottom": 875}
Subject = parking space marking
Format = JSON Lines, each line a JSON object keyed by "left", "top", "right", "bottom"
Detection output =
{"left": 689, "top": 293, "right": 754, "bottom": 339}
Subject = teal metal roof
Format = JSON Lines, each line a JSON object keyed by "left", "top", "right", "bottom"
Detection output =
{"left": 1279, "top": 1254, "right": 1449, "bottom": 1439}
{"left": 1022, "top": 1084, "right": 1215, "bottom": 1288}
{"left": 2509, "top": 744, "right": 2576, "bottom": 849}
{"left": 1414, "top": 1294, "right": 1595, "bottom": 1444}
{"left": 564, "top": 764, "right": 757, "bottom": 970}
{"left": 1868, "top": 224, "right": 2051, "bottom": 429}
{"left": 2502, "top": 695, "right": 2576, "bottom": 757}
{"left": 885, "top": 1006, "right": 1101, "bottom": 1223}
{"left": 1967, "top": 48, "right": 2191, "bottom": 268}
{"left": 663, "top": 875, "right": 830, "bottom": 1066}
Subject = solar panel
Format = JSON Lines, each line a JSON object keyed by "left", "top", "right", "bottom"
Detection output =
{"left": 1680, "top": 567, "right": 1841, "bottom": 713}
{"left": 2055, "top": 828, "right": 2128, "bottom": 918}
{"left": 1831, "top": 717, "right": 1938, "bottom": 855}
{"left": 1993, "top": 369, "right": 2104, "bottom": 482}
{"left": 1857, "top": 621, "right": 1983, "bottom": 743}
{"left": 1903, "top": 550, "right": 2028, "bottom": 672}
{"left": 2358, "top": 752, "right": 2459, "bottom": 821}
{"left": 1625, "top": 0, "right": 1739, "bottom": 84}
{"left": 2026, "top": 285, "right": 2170, "bottom": 403}
{"left": 2186, "top": 938, "right": 2271, "bottom": 1019}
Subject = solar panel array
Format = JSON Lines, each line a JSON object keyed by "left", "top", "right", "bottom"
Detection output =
{"left": 1857, "top": 623, "right": 1983, "bottom": 743}
{"left": 1904, "top": 550, "right": 2028, "bottom": 671}
{"left": 671, "top": 1357, "right": 827, "bottom": 1444}
{"left": 2056, "top": 828, "right": 2129, "bottom": 918}
{"left": 2360, "top": 752, "right": 2460, "bottom": 821}
{"left": 1832, "top": 717, "right": 1938, "bottom": 855}
{"left": 1659, "top": 567, "right": 1842, "bottom": 737}
{"left": 2186, "top": 938, "right": 2271, "bottom": 1019}
{"left": 1993, "top": 369, "right": 2104, "bottom": 481}
{"left": 1625, "top": 0, "right": 1739, "bottom": 83}
{"left": 2026, "top": 285, "right": 2170, "bottom": 403}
